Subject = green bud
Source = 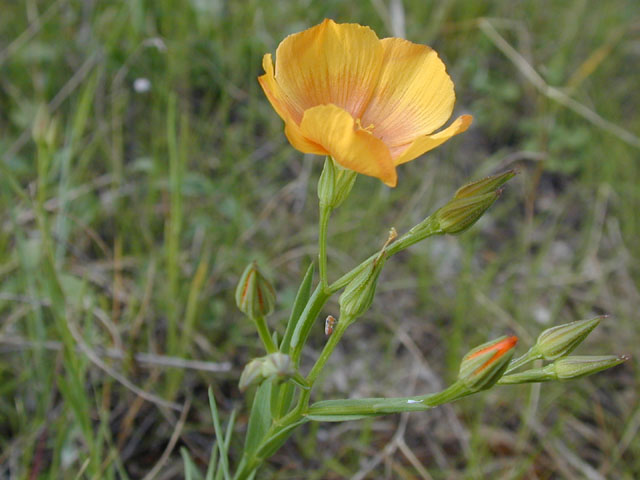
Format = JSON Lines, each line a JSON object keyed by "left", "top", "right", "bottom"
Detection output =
{"left": 261, "top": 352, "right": 295, "bottom": 380}
{"left": 339, "top": 228, "right": 396, "bottom": 319}
{"left": 435, "top": 191, "right": 501, "bottom": 234}
{"left": 238, "top": 353, "right": 296, "bottom": 392}
{"left": 453, "top": 170, "right": 517, "bottom": 199}
{"left": 534, "top": 316, "right": 602, "bottom": 361}
{"left": 339, "top": 257, "right": 385, "bottom": 318}
{"left": 235, "top": 261, "right": 276, "bottom": 318}
{"left": 553, "top": 355, "right": 629, "bottom": 381}
{"left": 458, "top": 336, "right": 518, "bottom": 392}
{"left": 318, "top": 157, "right": 358, "bottom": 209}
{"left": 498, "top": 367, "right": 556, "bottom": 385}
{"left": 238, "top": 358, "right": 264, "bottom": 392}
{"left": 434, "top": 170, "right": 517, "bottom": 235}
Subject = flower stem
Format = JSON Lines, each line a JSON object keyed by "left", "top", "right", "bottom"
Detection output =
{"left": 318, "top": 204, "right": 332, "bottom": 293}
{"left": 307, "top": 381, "right": 470, "bottom": 418}
{"left": 505, "top": 347, "right": 540, "bottom": 374}
{"left": 306, "top": 315, "right": 353, "bottom": 385}
{"left": 328, "top": 216, "right": 442, "bottom": 293}
{"left": 253, "top": 315, "right": 278, "bottom": 354}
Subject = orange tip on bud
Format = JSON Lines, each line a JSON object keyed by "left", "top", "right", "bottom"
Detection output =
{"left": 459, "top": 336, "right": 518, "bottom": 392}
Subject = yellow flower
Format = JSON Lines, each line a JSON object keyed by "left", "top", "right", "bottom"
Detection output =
{"left": 259, "top": 19, "right": 472, "bottom": 187}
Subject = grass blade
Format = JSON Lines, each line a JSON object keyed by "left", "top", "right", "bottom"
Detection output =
{"left": 209, "top": 387, "right": 231, "bottom": 480}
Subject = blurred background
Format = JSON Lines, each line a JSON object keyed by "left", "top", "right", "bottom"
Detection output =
{"left": 1, "top": 0, "right": 639, "bottom": 478}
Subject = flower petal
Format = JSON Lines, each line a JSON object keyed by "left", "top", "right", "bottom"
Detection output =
{"left": 299, "top": 104, "right": 397, "bottom": 186}
{"left": 258, "top": 53, "right": 301, "bottom": 124}
{"left": 274, "top": 19, "right": 384, "bottom": 120}
{"left": 284, "top": 122, "right": 328, "bottom": 156}
{"left": 259, "top": 53, "right": 326, "bottom": 154}
{"left": 361, "top": 38, "right": 456, "bottom": 147}
{"left": 393, "top": 114, "right": 472, "bottom": 165}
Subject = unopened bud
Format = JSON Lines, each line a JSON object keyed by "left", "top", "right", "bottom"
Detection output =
{"left": 318, "top": 157, "right": 358, "bottom": 209}
{"left": 238, "top": 353, "right": 296, "bottom": 392}
{"left": 235, "top": 261, "right": 276, "bottom": 318}
{"left": 534, "top": 316, "right": 602, "bottom": 361}
{"left": 459, "top": 336, "right": 518, "bottom": 392}
{"left": 339, "top": 229, "right": 395, "bottom": 319}
{"left": 238, "top": 358, "right": 264, "bottom": 392}
{"left": 435, "top": 191, "right": 501, "bottom": 234}
{"left": 261, "top": 352, "right": 295, "bottom": 379}
{"left": 553, "top": 354, "right": 629, "bottom": 381}
{"left": 453, "top": 170, "right": 517, "bottom": 199}
{"left": 339, "top": 259, "right": 384, "bottom": 319}
{"left": 498, "top": 367, "right": 556, "bottom": 385}
{"left": 434, "top": 170, "right": 516, "bottom": 235}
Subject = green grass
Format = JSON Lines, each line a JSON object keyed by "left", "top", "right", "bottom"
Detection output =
{"left": 1, "top": 0, "right": 639, "bottom": 478}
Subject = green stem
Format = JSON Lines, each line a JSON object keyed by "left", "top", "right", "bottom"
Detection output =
{"left": 306, "top": 315, "right": 353, "bottom": 385}
{"left": 253, "top": 315, "right": 278, "bottom": 354}
{"left": 328, "top": 216, "right": 442, "bottom": 292}
{"left": 505, "top": 347, "right": 540, "bottom": 374}
{"left": 236, "top": 214, "right": 445, "bottom": 478}
{"left": 237, "top": 315, "right": 355, "bottom": 478}
{"left": 307, "top": 381, "right": 469, "bottom": 419}
{"left": 318, "top": 204, "right": 332, "bottom": 293}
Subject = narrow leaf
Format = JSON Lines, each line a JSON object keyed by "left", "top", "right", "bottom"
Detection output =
{"left": 181, "top": 447, "right": 204, "bottom": 480}
{"left": 208, "top": 388, "right": 231, "bottom": 480}
{"left": 255, "top": 418, "right": 308, "bottom": 460}
{"left": 280, "top": 263, "right": 314, "bottom": 353}
{"left": 243, "top": 380, "right": 273, "bottom": 457}
{"left": 205, "top": 441, "right": 218, "bottom": 480}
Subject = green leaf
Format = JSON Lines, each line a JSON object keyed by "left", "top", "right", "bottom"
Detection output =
{"left": 205, "top": 441, "right": 218, "bottom": 480}
{"left": 255, "top": 418, "right": 308, "bottom": 460}
{"left": 208, "top": 388, "right": 231, "bottom": 480}
{"left": 181, "top": 447, "right": 204, "bottom": 480}
{"left": 243, "top": 380, "right": 273, "bottom": 457}
{"left": 214, "top": 407, "right": 237, "bottom": 480}
{"left": 280, "top": 263, "right": 314, "bottom": 353}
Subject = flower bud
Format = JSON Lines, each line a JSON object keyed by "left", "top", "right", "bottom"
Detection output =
{"left": 453, "top": 170, "right": 517, "bottom": 199}
{"left": 339, "top": 229, "right": 395, "bottom": 319}
{"left": 458, "top": 336, "right": 518, "bottom": 392}
{"left": 434, "top": 170, "right": 516, "bottom": 235}
{"left": 552, "top": 354, "right": 629, "bottom": 381}
{"left": 260, "top": 352, "right": 295, "bottom": 380}
{"left": 498, "top": 367, "right": 556, "bottom": 385}
{"left": 238, "top": 353, "right": 296, "bottom": 391}
{"left": 339, "top": 259, "right": 384, "bottom": 319}
{"left": 435, "top": 191, "right": 501, "bottom": 234}
{"left": 238, "top": 357, "right": 265, "bottom": 392}
{"left": 318, "top": 157, "right": 358, "bottom": 209}
{"left": 235, "top": 261, "right": 276, "bottom": 318}
{"left": 534, "top": 316, "right": 602, "bottom": 361}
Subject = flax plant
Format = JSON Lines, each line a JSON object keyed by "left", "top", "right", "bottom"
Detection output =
{"left": 185, "top": 20, "right": 628, "bottom": 479}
